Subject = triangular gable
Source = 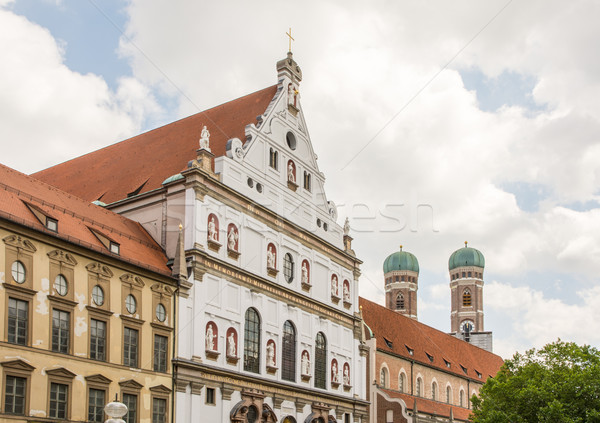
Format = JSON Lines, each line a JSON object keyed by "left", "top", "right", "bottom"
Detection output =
{"left": 46, "top": 367, "right": 76, "bottom": 378}
{"left": 119, "top": 379, "right": 144, "bottom": 390}
{"left": 1, "top": 359, "right": 35, "bottom": 372}
{"left": 85, "top": 374, "right": 112, "bottom": 384}
{"left": 149, "top": 384, "right": 172, "bottom": 394}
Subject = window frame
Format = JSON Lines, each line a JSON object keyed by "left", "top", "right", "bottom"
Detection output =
{"left": 283, "top": 253, "right": 294, "bottom": 283}
{"left": 51, "top": 307, "right": 72, "bottom": 354}
{"left": 123, "top": 392, "right": 138, "bottom": 423}
{"left": 152, "top": 396, "right": 167, "bottom": 423}
{"left": 89, "top": 317, "right": 108, "bottom": 361}
{"left": 281, "top": 321, "right": 297, "bottom": 382}
{"left": 7, "top": 296, "right": 30, "bottom": 346}
{"left": 244, "top": 308, "right": 261, "bottom": 374}
{"left": 87, "top": 387, "right": 106, "bottom": 423}
{"left": 3, "top": 374, "right": 27, "bottom": 415}
{"left": 153, "top": 333, "right": 169, "bottom": 373}
{"left": 314, "top": 332, "right": 327, "bottom": 389}
{"left": 462, "top": 288, "right": 472, "bottom": 307}
{"left": 123, "top": 326, "right": 140, "bottom": 368}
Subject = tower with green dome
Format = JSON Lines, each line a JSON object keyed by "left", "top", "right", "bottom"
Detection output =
{"left": 449, "top": 242, "right": 492, "bottom": 351}
{"left": 383, "top": 245, "right": 419, "bottom": 320}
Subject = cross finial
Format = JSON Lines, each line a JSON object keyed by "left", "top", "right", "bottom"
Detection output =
{"left": 286, "top": 28, "right": 295, "bottom": 53}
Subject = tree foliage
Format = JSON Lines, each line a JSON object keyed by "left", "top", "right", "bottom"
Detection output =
{"left": 471, "top": 340, "right": 600, "bottom": 423}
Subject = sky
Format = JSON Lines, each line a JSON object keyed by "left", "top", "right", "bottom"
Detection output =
{"left": 1, "top": 0, "right": 600, "bottom": 359}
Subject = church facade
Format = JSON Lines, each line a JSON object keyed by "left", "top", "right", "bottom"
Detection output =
{"left": 33, "top": 52, "right": 369, "bottom": 422}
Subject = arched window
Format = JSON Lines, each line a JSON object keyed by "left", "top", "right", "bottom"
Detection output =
{"left": 380, "top": 367, "right": 388, "bottom": 388}
{"left": 399, "top": 372, "right": 406, "bottom": 392}
{"left": 395, "top": 293, "right": 405, "bottom": 310}
{"left": 416, "top": 377, "right": 423, "bottom": 397}
{"left": 282, "top": 321, "right": 296, "bottom": 382}
{"left": 446, "top": 386, "right": 452, "bottom": 404}
{"left": 432, "top": 381, "right": 437, "bottom": 401}
{"left": 459, "top": 389, "right": 465, "bottom": 407}
{"left": 462, "top": 288, "right": 472, "bottom": 307}
{"left": 244, "top": 308, "right": 261, "bottom": 373}
{"left": 315, "top": 332, "right": 327, "bottom": 389}
{"left": 269, "top": 148, "right": 278, "bottom": 170}
{"left": 247, "top": 405, "right": 259, "bottom": 423}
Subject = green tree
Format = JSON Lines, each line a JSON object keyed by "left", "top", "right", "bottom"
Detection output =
{"left": 471, "top": 340, "right": 600, "bottom": 423}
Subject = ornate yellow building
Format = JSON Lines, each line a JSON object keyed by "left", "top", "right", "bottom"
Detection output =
{"left": 0, "top": 164, "right": 177, "bottom": 422}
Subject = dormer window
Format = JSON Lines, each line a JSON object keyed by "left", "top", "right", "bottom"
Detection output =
{"left": 460, "top": 364, "right": 468, "bottom": 374}
{"left": 269, "top": 148, "right": 278, "bottom": 170}
{"left": 425, "top": 352, "right": 434, "bottom": 363}
{"left": 109, "top": 241, "right": 120, "bottom": 255}
{"left": 46, "top": 217, "right": 58, "bottom": 232}
{"left": 405, "top": 345, "right": 414, "bottom": 356}
{"left": 383, "top": 337, "right": 393, "bottom": 349}
{"left": 444, "top": 359, "right": 451, "bottom": 368}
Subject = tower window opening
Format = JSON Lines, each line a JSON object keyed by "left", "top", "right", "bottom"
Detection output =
{"left": 468, "top": 271, "right": 472, "bottom": 277}
{"left": 462, "top": 289, "right": 472, "bottom": 307}
{"left": 269, "top": 148, "right": 278, "bottom": 170}
{"left": 395, "top": 293, "right": 405, "bottom": 310}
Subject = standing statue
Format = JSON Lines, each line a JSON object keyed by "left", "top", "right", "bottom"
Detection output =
{"left": 343, "top": 217, "right": 350, "bottom": 236}
{"left": 199, "top": 125, "right": 211, "bottom": 150}
{"left": 266, "top": 342, "right": 275, "bottom": 367}
{"left": 227, "top": 226, "right": 238, "bottom": 251}
{"left": 301, "top": 262, "right": 309, "bottom": 285}
{"left": 287, "top": 161, "right": 295, "bottom": 183}
{"left": 343, "top": 282, "right": 350, "bottom": 302}
{"left": 267, "top": 245, "right": 276, "bottom": 269}
{"left": 301, "top": 351, "right": 311, "bottom": 375}
{"left": 343, "top": 365, "right": 350, "bottom": 385}
{"left": 331, "top": 275, "right": 338, "bottom": 297}
{"left": 208, "top": 216, "right": 218, "bottom": 241}
{"left": 332, "top": 361, "right": 339, "bottom": 383}
{"left": 206, "top": 324, "right": 215, "bottom": 351}
{"left": 227, "top": 332, "right": 236, "bottom": 357}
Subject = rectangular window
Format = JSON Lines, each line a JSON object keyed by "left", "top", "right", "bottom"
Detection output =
{"left": 152, "top": 398, "right": 167, "bottom": 423}
{"left": 4, "top": 375, "right": 26, "bottom": 415}
{"left": 153, "top": 334, "right": 168, "bottom": 372}
{"left": 52, "top": 309, "right": 70, "bottom": 353}
{"left": 88, "top": 388, "right": 105, "bottom": 422}
{"left": 8, "top": 298, "right": 28, "bottom": 345}
{"left": 90, "top": 319, "right": 107, "bottom": 361}
{"left": 49, "top": 382, "right": 68, "bottom": 419}
{"left": 205, "top": 387, "right": 215, "bottom": 405}
{"left": 123, "top": 327, "right": 139, "bottom": 367}
{"left": 123, "top": 393, "right": 137, "bottom": 423}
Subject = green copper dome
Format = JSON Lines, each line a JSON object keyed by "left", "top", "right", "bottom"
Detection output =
{"left": 383, "top": 247, "right": 419, "bottom": 274}
{"left": 448, "top": 243, "right": 485, "bottom": 270}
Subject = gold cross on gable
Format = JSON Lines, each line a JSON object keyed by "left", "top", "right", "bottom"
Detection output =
{"left": 286, "top": 28, "right": 295, "bottom": 53}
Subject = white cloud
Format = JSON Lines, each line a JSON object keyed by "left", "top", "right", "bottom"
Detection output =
{"left": 0, "top": 7, "right": 161, "bottom": 174}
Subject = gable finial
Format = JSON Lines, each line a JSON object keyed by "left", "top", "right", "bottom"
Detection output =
{"left": 399, "top": 245, "right": 403, "bottom": 251}
{"left": 465, "top": 241, "right": 468, "bottom": 248}
{"left": 286, "top": 28, "right": 295, "bottom": 53}
{"left": 199, "top": 126, "right": 211, "bottom": 152}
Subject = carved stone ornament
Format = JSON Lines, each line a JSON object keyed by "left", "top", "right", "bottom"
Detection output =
{"left": 3, "top": 235, "right": 37, "bottom": 253}
{"left": 150, "top": 283, "right": 175, "bottom": 297}
{"left": 47, "top": 249, "right": 78, "bottom": 266}
{"left": 120, "top": 273, "right": 145, "bottom": 287}
{"left": 86, "top": 262, "right": 114, "bottom": 279}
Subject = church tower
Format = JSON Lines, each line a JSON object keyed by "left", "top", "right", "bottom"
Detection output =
{"left": 449, "top": 242, "right": 493, "bottom": 351}
{"left": 383, "top": 246, "right": 419, "bottom": 319}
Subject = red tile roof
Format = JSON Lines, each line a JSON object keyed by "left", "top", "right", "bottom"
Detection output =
{"left": 359, "top": 297, "right": 503, "bottom": 381}
{"left": 380, "top": 388, "right": 473, "bottom": 421}
{"left": 0, "top": 164, "right": 171, "bottom": 275}
{"left": 32, "top": 85, "right": 278, "bottom": 204}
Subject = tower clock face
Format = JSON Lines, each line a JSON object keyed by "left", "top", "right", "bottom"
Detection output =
{"left": 461, "top": 320, "right": 474, "bottom": 333}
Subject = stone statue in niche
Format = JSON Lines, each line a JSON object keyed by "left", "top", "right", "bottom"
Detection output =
{"left": 206, "top": 323, "right": 216, "bottom": 351}
{"left": 227, "top": 331, "right": 236, "bottom": 357}
{"left": 288, "top": 83, "right": 298, "bottom": 108}
{"left": 301, "top": 262, "right": 309, "bottom": 285}
{"left": 343, "top": 364, "right": 350, "bottom": 385}
{"left": 331, "top": 275, "right": 338, "bottom": 297}
{"left": 343, "top": 282, "right": 350, "bottom": 302}
{"left": 267, "top": 245, "right": 276, "bottom": 269}
{"left": 227, "top": 225, "right": 238, "bottom": 251}
{"left": 266, "top": 341, "right": 275, "bottom": 367}
{"left": 332, "top": 361, "right": 339, "bottom": 383}
{"left": 208, "top": 216, "right": 218, "bottom": 242}
{"left": 301, "top": 351, "right": 310, "bottom": 375}
{"left": 199, "top": 125, "right": 210, "bottom": 150}
{"left": 287, "top": 161, "right": 296, "bottom": 184}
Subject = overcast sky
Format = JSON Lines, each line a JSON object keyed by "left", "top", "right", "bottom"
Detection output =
{"left": 2, "top": 0, "right": 600, "bottom": 359}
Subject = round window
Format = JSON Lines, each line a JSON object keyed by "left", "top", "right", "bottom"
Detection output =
{"left": 247, "top": 177, "right": 254, "bottom": 188}
{"left": 156, "top": 303, "right": 166, "bottom": 322}
{"left": 11, "top": 260, "right": 26, "bottom": 284}
{"left": 92, "top": 285, "right": 104, "bottom": 306}
{"left": 125, "top": 294, "right": 137, "bottom": 314}
{"left": 54, "top": 274, "right": 68, "bottom": 296}
{"left": 286, "top": 131, "right": 297, "bottom": 150}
